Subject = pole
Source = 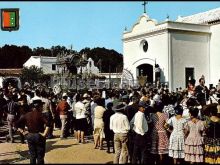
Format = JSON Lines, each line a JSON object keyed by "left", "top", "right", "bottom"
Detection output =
{"left": 109, "top": 64, "right": 111, "bottom": 89}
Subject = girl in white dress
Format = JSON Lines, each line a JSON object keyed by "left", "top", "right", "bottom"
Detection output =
{"left": 164, "top": 105, "right": 187, "bottom": 165}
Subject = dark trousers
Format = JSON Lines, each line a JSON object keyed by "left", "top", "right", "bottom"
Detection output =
{"left": 26, "top": 133, "right": 46, "bottom": 164}
{"left": 42, "top": 112, "right": 53, "bottom": 138}
{"left": 128, "top": 131, "right": 135, "bottom": 162}
{"left": 54, "top": 112, "right": 61, "bottom": 128}
{"left": 65, "top": 111, "right": 73, "bottom": 137}
{"left": 132, "top": 133, "right": 148, "bottom": 164}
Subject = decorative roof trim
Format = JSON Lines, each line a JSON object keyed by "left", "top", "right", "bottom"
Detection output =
{"left": 124, "top": 13, "right": 157, "bottom": 35}
{"left": 123, "top": 21, "right": 210, "bottom": 42}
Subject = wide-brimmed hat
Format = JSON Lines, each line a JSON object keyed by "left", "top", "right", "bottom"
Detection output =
{"left": 138, "top": 101, "right": 148, "bottom": 108}
{"left": 32, "top": 99, "right": 45, "bottom": 107}
{"left": 112, "top": 102, "right": 126, "bottom": 111}
{"left": 83, "top": 93, "right": 90, "bottom": 98}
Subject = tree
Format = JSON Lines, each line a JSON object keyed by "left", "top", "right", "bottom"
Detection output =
{"left": 80, "top": 47, "right": 123, "bottom": 73}
{"left": 0, "top": 44, "right": 33, "bottom": 68}
{"left": 20, "top": 66, "right": 45, "bottom": 86}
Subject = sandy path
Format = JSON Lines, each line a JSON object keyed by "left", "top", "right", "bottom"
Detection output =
{"left": 0, "top": 130, "right": 114, "bottom": 164}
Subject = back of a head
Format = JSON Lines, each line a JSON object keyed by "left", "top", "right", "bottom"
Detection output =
{"left": 107, "top": 102, "right": 113, "bottom": 110}
{"left": 186, "top": 97, "right": 198, "bottom": 107}
{"left": 93, "top": 94, "right": 100, "bottom": 102}
{"left": 154, "top": 101, "right": 164, "bottom": 113}
{"left": 95, "top": 97, "right": 105, "bottom": 107}
{"left": 189, "top": 107, "right": 199, "bottom": 118}
{"left": 41, "top": 90, "right": 48, "bottom": 98}
{"left": 35, "top": 89, "right": 41, "bottom": 97}
{"left": 174, "top": 105, "right": 183, "bottom": 115}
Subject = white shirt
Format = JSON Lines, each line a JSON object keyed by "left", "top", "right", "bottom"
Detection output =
{"left": 131, "top": 111, "right": 148, "bottom": 136}
{"left": 110, "top": 112, "right": 130, "bottom": 134}
{"left": 74, "top": 101, "right": 86, "bottom": 119}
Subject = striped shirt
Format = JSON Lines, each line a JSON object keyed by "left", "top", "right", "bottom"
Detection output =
{"left": 6, "top": 100, "right": 19, "bottom": 115}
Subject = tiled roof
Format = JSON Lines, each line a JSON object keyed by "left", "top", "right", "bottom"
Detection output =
{"left": 0, "top": 68, "right": 22, "bottom": 76}
{"left": 176, "top": 7, "right": 220, "bottom": 24}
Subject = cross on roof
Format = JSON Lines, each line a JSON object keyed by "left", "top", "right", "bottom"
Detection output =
{"left": 142, "top": 1, "right": 148, "bottom": 13}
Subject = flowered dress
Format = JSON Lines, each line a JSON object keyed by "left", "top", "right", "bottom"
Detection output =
{"left": 150, "top": 113, "right": 169, "bottom": 154}
{"left": 167, "top": 116, "right": 187, "bottom": 158}
{"left": 204, "top": 118, "right": 220, "bottom": 164}
{"left": 184, "top": 120, "right": 205, "bottom": 162}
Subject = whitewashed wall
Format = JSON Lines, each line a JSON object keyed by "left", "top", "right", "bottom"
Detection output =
{"left": 123, "top": 14, "right": 169, "bottom": 83}
{"left": 171, "top": 32, "right": 210, "bottom": 90}
{"left": 123, "top": 32, "right": 169, "bottom": 82}
{"left": 23, "top": 56, "right": 57, "bottom": 74}
{"left": 210, "top": 23, "right": 220, "bottom": 86}
{"left": 40, "top": 57, "right": 57, "bottom": 74}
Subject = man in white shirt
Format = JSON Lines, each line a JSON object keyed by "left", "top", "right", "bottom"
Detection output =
{"left": 130, "top": 101, "right": 149, "bottom": 164}
{"left": 110, "top": 102, "right": 130, "bottom": 164}
{"left": 74, "top": 94, "right": 87, "bottom": 143}
{"left": 30, "top": 89, "right": 42, "bottom": 104}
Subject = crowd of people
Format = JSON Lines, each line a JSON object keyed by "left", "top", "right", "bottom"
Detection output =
{"left": 0, "top": 76, "right": 220, "bottom": 164}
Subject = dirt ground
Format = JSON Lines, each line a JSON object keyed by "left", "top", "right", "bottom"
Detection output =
{"left": 0, "top": 129, "right": 114, "bottom": 164}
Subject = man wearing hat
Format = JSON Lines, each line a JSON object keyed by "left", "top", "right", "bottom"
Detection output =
{"left": 110, "top": 102, "right": 130, "bottom": 164}
{"left": 15, "top": 99, "right": 49, "bottom": 164}
{"left": 130, "top": 101, "right": 149, "bottom": 164}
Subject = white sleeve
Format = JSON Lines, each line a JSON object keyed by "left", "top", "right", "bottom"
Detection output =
{"left": 110, "top": 116, "right": 113, "bottom": 130}
{"left": 167, "top": 117, "right": 173, "bottom": 126}
{"left": 124, "top": 116, "right": 130, "bottom": 131}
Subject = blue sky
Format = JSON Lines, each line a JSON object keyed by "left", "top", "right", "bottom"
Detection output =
{"left": 0, "top": 1, "right": 220, "bottom": 54}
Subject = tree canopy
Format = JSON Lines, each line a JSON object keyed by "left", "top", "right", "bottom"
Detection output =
{"left": 0, "top": 44, "right": 123, "bottom": 73}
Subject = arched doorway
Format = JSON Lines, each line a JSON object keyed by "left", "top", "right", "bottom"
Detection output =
{"left": 137, "top": 64, "right": 153, "bottom": 83}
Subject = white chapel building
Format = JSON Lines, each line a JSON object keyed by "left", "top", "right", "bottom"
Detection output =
{"left": 123, "top": 7, "right": 220, "bottom": 91}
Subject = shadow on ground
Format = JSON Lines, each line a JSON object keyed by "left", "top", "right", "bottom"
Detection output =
{"left": 105, "top": 161, "right": 113, "bottom": 164}
{"left": 46, "top": 140, "right": 73, "bottom": 153}
{"left": 0, "top": 150, "right": 29, "bottom": 164}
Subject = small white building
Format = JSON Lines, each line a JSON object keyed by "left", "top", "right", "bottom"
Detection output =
{"left": 23, "top": 56, "right": 57, "bottom": 74}
{"left": 80, "top": 57, "right": 100, "bottom": 75}
{"left": 123, "top": 7, "right": 220, "bottom": 91}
